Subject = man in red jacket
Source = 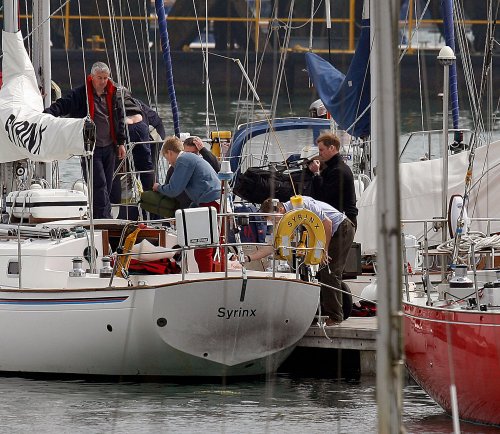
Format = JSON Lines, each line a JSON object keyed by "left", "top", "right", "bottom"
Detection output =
{"left": 44, "top": 62, "right": 126, "bottom": 218}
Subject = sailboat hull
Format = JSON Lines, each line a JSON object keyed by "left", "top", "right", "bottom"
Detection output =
{"left": 0, "top": 275, "right": 319, "bottom": 377}
{"left": 404, "top": 302, "right": 500, "bottom": 426}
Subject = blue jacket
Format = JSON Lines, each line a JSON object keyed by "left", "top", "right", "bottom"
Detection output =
{"left": 158, "top": 152, "right": 221, "bottom": 205}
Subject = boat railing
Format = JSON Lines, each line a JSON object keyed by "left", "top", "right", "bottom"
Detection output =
{"left": 399, "top": 128, "right": 472, "bottom": 162}
{"left": 110, "top": 210, "right": 307, "bottom": 283}
{"left": 401, "top": 216, "right": 500, "bottom": 305}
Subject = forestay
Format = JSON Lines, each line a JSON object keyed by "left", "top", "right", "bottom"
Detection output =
{"left": 0, "top": 31, "right": 85, "bottom": 162}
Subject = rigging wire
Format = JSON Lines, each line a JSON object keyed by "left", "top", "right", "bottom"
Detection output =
{"left": 59, "top": 0, "right": 73, "bottom": 89}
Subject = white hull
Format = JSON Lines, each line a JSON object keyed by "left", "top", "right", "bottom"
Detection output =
{"left": 0, "top": 217, "right": 320, "bottom": 377}
{"left": 0, "top": 274, "right": 319, "bottom": 377}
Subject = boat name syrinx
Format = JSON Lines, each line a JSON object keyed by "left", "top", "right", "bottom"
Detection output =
{"left": 217, "top": 307, "right": 257, "bottom": 319}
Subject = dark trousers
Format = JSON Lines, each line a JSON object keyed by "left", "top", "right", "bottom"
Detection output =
{"left": 318, "top": 218, "right": 356, "bottom": 322}
{"left": 111, "top": 122, "right": 155, "bottom": 220}
{"left": 130, "top": 122, "right": 154, "bottom": 191}
{"left": 81, "top": 145, "right": 116, "bottom": 219}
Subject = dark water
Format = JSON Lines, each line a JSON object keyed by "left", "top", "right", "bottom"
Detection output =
{"left": 0, "top": 374, "right": 497, "bottom": 433}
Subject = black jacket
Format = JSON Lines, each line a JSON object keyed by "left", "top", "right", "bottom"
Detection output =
{"left": 311, "top": 153, "right": 358, "bottom": 225}
{"left": 135, "top": 99, "right": 166, "bottom": 140}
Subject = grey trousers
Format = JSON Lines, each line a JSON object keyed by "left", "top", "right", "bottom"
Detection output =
{"left": 318, "top": 218, "right": 356, "bottom": 322}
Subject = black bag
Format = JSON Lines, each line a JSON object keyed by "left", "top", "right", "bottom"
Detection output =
{"left": 139, "top": 191, "right": 179, "bottom": 218}
{"left": 233, "top": 166, "right": 314, "bottom": 204}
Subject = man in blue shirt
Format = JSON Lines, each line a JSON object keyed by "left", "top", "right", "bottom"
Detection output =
{"left": 153, "top": 136, "right": 221, "bottom": 272}
{"left": 248, "top": 196, "right": 355, "bottom": 325}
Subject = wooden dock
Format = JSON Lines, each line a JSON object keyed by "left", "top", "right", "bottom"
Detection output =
{"left": 280, "top": 317, "right": 378, "bottom": 378}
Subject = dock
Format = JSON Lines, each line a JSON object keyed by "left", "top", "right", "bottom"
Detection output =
{"left": 280, "top": 317, "right": 377, "bottom": 378}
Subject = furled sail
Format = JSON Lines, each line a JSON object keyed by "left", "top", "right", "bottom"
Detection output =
{"left": 0, "top": 31, "right": 85, "bottom": 163}
{"left": 355, "top": 141, "right": 500, "bottom": 254}
{"left": 305, "top": 18, "right": 371, "bottom": 138}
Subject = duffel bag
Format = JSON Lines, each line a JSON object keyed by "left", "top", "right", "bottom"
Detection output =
{"left": 139, "top": 190, "right": 179, "bottom": 218}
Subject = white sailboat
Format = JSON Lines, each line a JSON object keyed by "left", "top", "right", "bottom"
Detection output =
{"left": 0, "top": 2, "right": 321, "bottom": 378}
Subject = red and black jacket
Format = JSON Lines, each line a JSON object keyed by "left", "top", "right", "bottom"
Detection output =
{"left": 43, "top": 75, "right": 126, "bottom": 147}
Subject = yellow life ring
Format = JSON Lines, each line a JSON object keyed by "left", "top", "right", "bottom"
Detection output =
{"left": 273, "top": 208, "right": 326, "bottom": 265}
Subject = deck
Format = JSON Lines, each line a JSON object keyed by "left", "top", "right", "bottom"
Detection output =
{"left": 280, "top": 317, "right": 378, "bottom": 378}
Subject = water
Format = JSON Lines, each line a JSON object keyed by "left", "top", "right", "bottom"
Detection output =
{"left": 0, "top": 374, "right": 498, "bottom": 433}
{"left": 32, "top": 93, "right": 500, "bottom": 432}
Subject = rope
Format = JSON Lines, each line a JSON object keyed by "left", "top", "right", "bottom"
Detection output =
{"left": 439, "top": 232, "right": 500, "bottom": 264}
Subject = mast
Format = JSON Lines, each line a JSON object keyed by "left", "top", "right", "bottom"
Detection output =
{"left": 33, "top": 0, "right": 52, "bottom": 108}
{"left": 373, "top": 0, "right": 404, "bottom": 432}
{"left": 155, "top": 0, "right": 181, "bottom": 137}
{"left": 438, "top": 46, "right": 456, "bottom": 247}
{"left": 367, "top": 0, "right": 376, "bottom": 178}
{"left": 4, "top": 2, "right": 19, "bottom": 33}
{"left": 32, "top": 0, "right": 53, "bottom": 187}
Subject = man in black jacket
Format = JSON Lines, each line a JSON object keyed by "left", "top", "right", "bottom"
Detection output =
{"left": 112, "top": 89, "right": 166, "bottom": 219}
{"left": 308, "top": 132, "right": 358, "bottom": 228}
{"left": 44, "top": 62, "right": 126, "bottom": 219}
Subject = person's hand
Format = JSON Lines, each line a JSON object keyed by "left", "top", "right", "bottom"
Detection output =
{"left": 193, "top": 136, "right": 204, "bottom": 151}
{"left": 308, "top": 159, "right": 320, "bottom": 174}
{"left": 321, "top": 251, "right": 331, "bottom": 266}
{"left": 117, "top": 144, "right": 126, "bottom": 160}
{"left": 152, "top": 182, "right": 160, "bottom": 192}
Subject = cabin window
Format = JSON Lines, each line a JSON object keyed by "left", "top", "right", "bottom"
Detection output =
{"left": 7, "top": 260, "right": 19, "bottom": 276}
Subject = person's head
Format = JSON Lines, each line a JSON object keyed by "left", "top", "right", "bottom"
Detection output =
{"left": 316, "top": 132, "right": 340, "bottom": 162}
{"left": 309, "top": 99, "right": 328, "bottom": 118}
{"left": 260, "top": 198, "right": 285, "bottom": 222}
{"left": 90, "top": 62, "right": 111, "bottom": 94}
{"left": 183, "top": 137, "right": 199, "bottom": 155}
{"left": 161, "top": 136, "right": 183, "bottom": 165}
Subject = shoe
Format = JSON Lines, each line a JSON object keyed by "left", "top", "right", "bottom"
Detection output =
{"left": 325, "top": 318, "right": 342, "bottom": 326}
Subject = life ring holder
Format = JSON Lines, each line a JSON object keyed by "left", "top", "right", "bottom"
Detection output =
{"left": 273, "top": 208, "right": 326, "bottom": 266}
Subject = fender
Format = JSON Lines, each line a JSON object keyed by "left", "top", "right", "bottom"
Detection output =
{"left": 274, "top": 208, "right": 326, "bottom": 265}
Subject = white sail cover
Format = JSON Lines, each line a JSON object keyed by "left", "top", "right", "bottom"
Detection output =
{"left": 355, "top": 140, "right": 500, "bottom": 254}
{"left": 0, "top": 31, "right": 85, "bottom": 162}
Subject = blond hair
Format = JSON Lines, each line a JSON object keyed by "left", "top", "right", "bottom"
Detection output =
{"left": 316, "top": 132, "right": 340, "bottom": 151}
{"left": 161, "top": 136, "right": 183, "bottom": 155}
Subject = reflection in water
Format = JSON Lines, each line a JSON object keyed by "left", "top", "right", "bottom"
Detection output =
{"left": 0, "top": 375, "right": 496, "bottom": 433}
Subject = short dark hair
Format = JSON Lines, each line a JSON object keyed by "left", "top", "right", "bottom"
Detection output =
{"left": 183, "top": 137, "right": 196, "bottom": 148}
{"left": 317, "top": 132, "right": 340, "bottom": 151}
{"left": 260, "top": 198, "right": 283, "bottom": 214}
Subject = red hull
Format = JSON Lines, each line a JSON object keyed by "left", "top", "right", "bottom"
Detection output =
{"left": 403, "top": 302, "right": 500, "bottom": 426}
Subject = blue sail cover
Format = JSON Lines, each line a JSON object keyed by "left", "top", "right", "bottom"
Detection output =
{"left": 441, "top": 0, "right": 459, "bottom": 130}
{"left": 305, "top": 19, "right": 371, "bottom": 138}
